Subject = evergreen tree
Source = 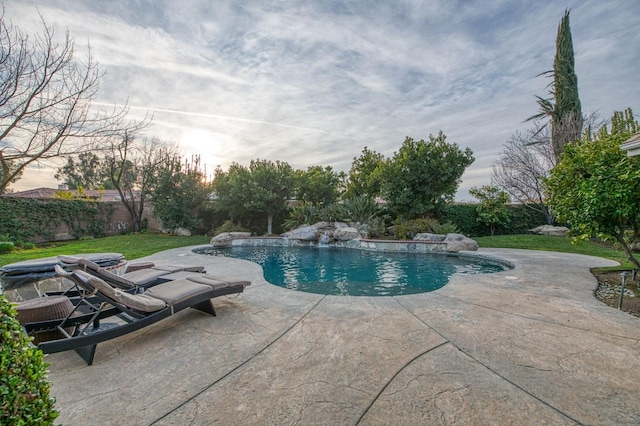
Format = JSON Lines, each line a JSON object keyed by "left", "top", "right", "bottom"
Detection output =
{"left": 530, "top": 9, "right": 582, "bottom": 161}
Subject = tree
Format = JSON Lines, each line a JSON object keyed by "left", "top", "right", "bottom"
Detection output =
{"left": 381, "top": 132, "right": 474, "bottom": 219}
{"left": 546, "top": 109, "right": 640, "bottom": 269}
{"left": 469, "top": 185, "right": 510, "bottom": 236}
{"left": 529, "top": 9, "right": 582, "bottom": 161}
{"left": 344, "top": 147, "right": 385, "bottom": 199}
{"left": 54, "top": 152, "right": 113, "bottom": 190}
{"left": 104, "top": 136, "right": 172, "bottom": 232}
{"left": 213, "top": 159, "right": 296, "bottom": 234}
{"left": 491, "top": 123, "right": 556, "bottom": 224}
{"left": 295, "top": 165, "right": 342, "bottom": 205}
{"left": 246, "top": 159, "right": 296, "bottom": 234}
{"left": 212, "top": 163, "right": 252, "bottom": 226}
{"left": 151, "top": 155, "right": 211, "bottom": 231}
{"left": 0, "top": 10, "right": 149, "bottom": 193}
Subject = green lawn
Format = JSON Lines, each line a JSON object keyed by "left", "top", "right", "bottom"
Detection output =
{"left": 475, "top": 234, "right": 632, "bottom": 269}
{"left": 0, "top": 234, "right": 210, "bottom": 266}
{"left": 0, "top": 232, "right": 634, "bottom": 270}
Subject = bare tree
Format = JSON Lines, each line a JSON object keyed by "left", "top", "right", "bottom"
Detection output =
{"left": 491, "top": 122, "right": 556, "bottom": 224}
{"left": 493, "top": 113, "right": 602, "bottom": 225}
{"left": 0, "top": 9, "right": 149, "bottom": 192}
{"left": 104, "top": 135, "right": 176, "bottom": 232}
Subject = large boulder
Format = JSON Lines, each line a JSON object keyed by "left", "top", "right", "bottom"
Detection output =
{"left": 332, "top": 227, "right": 361, "bottom": 241}
{"left": 282, "top": 226, "right": 319, "bottom": 241}
{"left": 443, "top": 233, "right": 479, "bottom": 252}
{"left": 528, "top": 225, "right": 570, "bottom": 237}
{"left": 210, "top": 232, "right": 251, "bottom": 247}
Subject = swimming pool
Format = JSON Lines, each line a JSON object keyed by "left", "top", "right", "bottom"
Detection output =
{"left": 196, "top": 245, "right": 510, "bottom": 296}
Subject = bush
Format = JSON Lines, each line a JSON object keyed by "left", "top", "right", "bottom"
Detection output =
{"left": 0, "top": 241, "right": 14, "bottom": 253}
{"left": 431, "top": 221, "right": 459, "bottom": 234}
{"left": 283, "top": 203, "right": 320, "bottom": 230}
{"left": 390, "top": 218, "right": 441, "bottom": 239}
{"left": 213, "top": 220, "right": 249, "bottom": 235}
{"left": 0, "top": 295, "right": 59, "bottom": 424}
{"left": 441, "top": 203, "right": 550, "bottom": 237}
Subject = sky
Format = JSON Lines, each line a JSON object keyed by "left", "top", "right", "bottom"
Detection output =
{"left": 5, "top": 0, "right": 640, "bottom": 200}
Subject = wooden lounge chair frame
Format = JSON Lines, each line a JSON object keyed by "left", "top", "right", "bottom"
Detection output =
{"left": 23, "top": 267, "right": 247, "bottom": 365}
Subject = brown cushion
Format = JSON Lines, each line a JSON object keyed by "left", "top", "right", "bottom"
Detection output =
{"left": 185, "top": 275, "right": 231, "bottom": 290}
{"left": 143, "top": 279, "right": 212, "bottom": 306}
{"left": 73, "top": 270, "right": 166, "bottom": 313}
{"left": 188, "top": 274, "right": 251, "bottom": 289}
{"left": 152, "top": 264, "right": 205, "bottom": 273}
{"left": 121, "top": 268, "right": 170, "bottom": 285}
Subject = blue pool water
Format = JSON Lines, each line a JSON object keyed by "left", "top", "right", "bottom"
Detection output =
{"left": 197, "top": 246, "right": 509, "bottom": 296}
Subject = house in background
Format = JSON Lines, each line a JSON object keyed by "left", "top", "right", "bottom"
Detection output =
{"left": 5, "top": 186, "right": 139, "bottom": 202}
{"left": 621, "top": 133, "right": 640, "bottom": 157}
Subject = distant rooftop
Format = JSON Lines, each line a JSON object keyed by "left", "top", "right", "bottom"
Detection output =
{"left": 3, "top": 187, "right": 139, "bottom": 202}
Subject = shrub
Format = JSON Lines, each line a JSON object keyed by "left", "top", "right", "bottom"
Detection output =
{"left": 0, "top": 295, "right": 59, "bottom": 424}
{"left": 213, "top": 220, "right": 249, "bottom": 235}
{"left": 283, "top": 203, "right": 320, "bottom": 230}
{"left": 391, "top": 217, "right": 441, "bottom": 239}
{"left": 431, "top": 221, "right": 459, "bottom": 234}
{"left": 0, "top": 241, "right": 14, "bottom": 254}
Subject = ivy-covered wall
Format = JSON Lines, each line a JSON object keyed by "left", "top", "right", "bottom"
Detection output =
{"left": 0, "top": 198, "right": 161, "bottom": 243}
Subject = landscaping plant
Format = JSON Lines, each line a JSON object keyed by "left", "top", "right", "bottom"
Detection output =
{"left": 0, "top": 295, "right": 59, "bottom": 425}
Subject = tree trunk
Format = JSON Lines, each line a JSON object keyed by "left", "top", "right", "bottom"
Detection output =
{"left": 267, "top": 213, "right": 273, "bottom": 235}
{"left": 617, "top": 230, "right": 640, "bottom": 270}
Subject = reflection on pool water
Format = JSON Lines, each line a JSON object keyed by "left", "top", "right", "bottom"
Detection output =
{"left": 196, "top": 245, "right": 510, "bottom": 297}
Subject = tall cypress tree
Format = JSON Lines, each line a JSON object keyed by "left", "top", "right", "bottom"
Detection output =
{"left": 530, "top": 9, "right": 582, "bottom": 161}
{"left": 552, "top": 9, "right": 582, "bottom": 158}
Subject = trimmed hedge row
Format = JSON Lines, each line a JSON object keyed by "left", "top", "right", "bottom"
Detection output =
{"left": 440, "top": 203, "right": 550, "bottom": 237}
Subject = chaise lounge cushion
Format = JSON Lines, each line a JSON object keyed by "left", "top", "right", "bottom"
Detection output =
{"left": 186, "top": 274, "right": 251, "bottom": 290}
{"left": 74, "top": 270, "right": 167, "bottom": 313}
{"left": 143, "top": 279, "right": 212, "bottom": 306}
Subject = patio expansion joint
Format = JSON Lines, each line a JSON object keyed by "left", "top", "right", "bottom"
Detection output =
{"left": 431, "top": 292, "right": 640, "bottom": 342}
{"left": 147, "top": 294, "right": 328, "bottom": 426}
{"left": 390, "top": 297, "right": 585, "bottom": 426}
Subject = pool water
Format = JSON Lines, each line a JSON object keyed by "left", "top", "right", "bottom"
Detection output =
{"left": 197, "top": 246, "right": 509, "bottom": 296}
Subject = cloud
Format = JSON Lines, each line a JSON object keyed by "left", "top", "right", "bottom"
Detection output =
{"left": 5, "top": 0, "right": 640, "bottom": 200}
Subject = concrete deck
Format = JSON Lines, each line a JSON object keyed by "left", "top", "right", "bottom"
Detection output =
{"left": 46, "top": 247, "right": 640, "bottom": 425}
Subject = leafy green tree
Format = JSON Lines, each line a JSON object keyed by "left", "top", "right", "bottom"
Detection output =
{"left": 295, "top": 166, "right": 342, "bottom": 205}
{"left": 344, "top": 147, "right": 385, "bottom": 199}
{"left": 247, "top": 159, "right": 296, "bottom": 234}
{"left": 381, "top": 132, "right": 474, "bottom": 219}
{"left": 530, "top": 9, "right": 582, "bottom": 161}
{"left": 212, "top": 163, "right": 252, "bottom": 226}
{"left": 469, "top": 185, "right": 510, "bottom": 236}
{"left": 546, "top": 109, "right": 640, "bottom": 269}
{"left": 54, "top": 152, "right": 114, "bottom": 190}
{"left": 151, "top": 155, "right": 211, "bottom": 231}
{"left": 213, "top": 159, "right": 296, "bottom": 234}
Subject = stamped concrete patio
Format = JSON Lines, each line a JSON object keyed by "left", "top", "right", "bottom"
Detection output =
{"left": 46, "top": 247, "right": 640, "bottom": 425}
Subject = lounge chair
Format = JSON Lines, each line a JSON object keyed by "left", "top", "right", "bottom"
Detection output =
{"left": 23, "top": 266, "right": 250, "bottom": 365}
{"left": 57, "top": 255, "right": 205, "bottom": 292}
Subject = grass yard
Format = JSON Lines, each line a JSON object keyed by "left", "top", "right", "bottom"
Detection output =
{"left": 474, "top": 234, "right": 633, "bottom": 269}
{"left": 0, "top": 233, "right": 211, "bottom": 266}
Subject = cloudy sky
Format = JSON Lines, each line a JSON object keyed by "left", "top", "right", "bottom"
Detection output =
{"left": 6, "top": 0, "right": 640, "bottom": 199}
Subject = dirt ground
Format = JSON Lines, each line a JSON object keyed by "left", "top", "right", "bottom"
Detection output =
{"left": 592, "top": 270, "right": 640, "bottom": 317}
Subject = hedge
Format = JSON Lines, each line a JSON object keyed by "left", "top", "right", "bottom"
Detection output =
{"left": 440, "top": 203, "right": 550, "bottom": 237}
{"left": 0, "top": 295, "right": 59, "bottom": 424}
